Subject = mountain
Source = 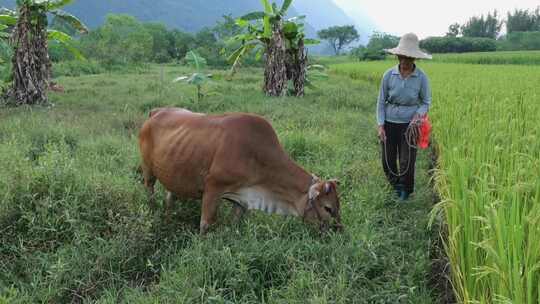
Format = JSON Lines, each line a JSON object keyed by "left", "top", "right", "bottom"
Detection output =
{"left": 294, "top": 0, "right": 374, "bottom": 44}
{"left": 0, "top": 0, "right": 375, "bottom": 52}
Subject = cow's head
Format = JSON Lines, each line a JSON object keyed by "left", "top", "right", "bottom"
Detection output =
{"left": 305, "top": 179, "right": 343, "bottom": 232}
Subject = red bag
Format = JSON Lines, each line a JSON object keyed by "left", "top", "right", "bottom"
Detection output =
{"left": 418, "top": 115, "right": 432, "bottom": 149}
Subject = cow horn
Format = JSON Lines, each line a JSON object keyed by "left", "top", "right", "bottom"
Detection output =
{"left": 308, "top": 183, "right": 320, "bottom": 200}
{"left": 324, "top": 182, "right": 331, "bottom": 194}
{"left": 328, "top": 179, "right": 340, "bottom": 186}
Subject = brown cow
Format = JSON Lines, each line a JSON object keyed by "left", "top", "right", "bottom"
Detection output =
{"left": 139, "top": 108, "right": 342, "bottom": 234}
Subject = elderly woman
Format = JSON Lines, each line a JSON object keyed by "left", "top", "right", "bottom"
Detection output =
{"left": 376, "top": 33, "right": 432, "bottom": 201}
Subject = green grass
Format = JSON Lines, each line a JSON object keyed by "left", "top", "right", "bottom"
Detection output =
{"left": 0, "top": 65, "right": 437, "bottom": 302}
{"left": 333, "top": 60, "right": 540, "bottom": 303}
{"left": 431, "top": 50, "right": 540, "bottom": 65}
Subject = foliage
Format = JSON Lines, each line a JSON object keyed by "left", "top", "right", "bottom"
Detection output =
{"left": 506, "top": 7, "right": 540, "bottom": 33}
{"left": 227, "top": 0, "right": 298, "bottom": 73}
{"left": 227, "top": 0, "right": 317, "bottom": 96}
{"left": 317, "top": 25, "right": 359, "bottom": 55}
{"left": 52, "top": 59, "right": 105, "bottom": 77}
{"left": 350, "top": 32, "right": 398, "bottom": 61}
{"left": 174, "top": 51, "right": 213, "bottom": 102}
{"left": 446, "top": 23, "right": 460, "bottom": 37}
{"left": 0, "top": 0, "right": 88, "bottom": 106}
{"left": 143, "top": 22, "right": 173, "bottom": 63}
{"left": 420, "top": 36, "right": 496, "bottom": 53}
{"left": 498, "top": 31, "right": 540, "bottom": 51}
{"left": 350, "top": 45, "right": 386, "bottom": 61}
{"left": 366, "top": 32, "right": 399, "bottom": 51}
{"left": 78, "top": 14, "right": 153, "bottom": 66}
{"left": 461, "top": 10, "right": 502, "bottom": 39}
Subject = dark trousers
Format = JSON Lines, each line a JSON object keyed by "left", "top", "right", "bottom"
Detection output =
{"left": 381, "top": 121, "right": 417, "bottom": 193}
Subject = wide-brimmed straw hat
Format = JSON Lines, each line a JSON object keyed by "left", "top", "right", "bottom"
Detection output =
{"left": 385, "top": 33, "right": 432, "bottom": 60}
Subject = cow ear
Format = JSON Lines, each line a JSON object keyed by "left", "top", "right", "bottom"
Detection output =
{"left": 309, "top": 183, "right": 320, "bottom": 200}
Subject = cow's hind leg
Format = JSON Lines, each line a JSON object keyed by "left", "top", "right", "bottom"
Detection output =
{"left": 200, "top": 184, "right": 223, "bottom": 235}
{"left": 165, "top": 191, "right": 177, "bottom": 220}
{"left": 142, "top": 164, "right": 157, "bottom": 210}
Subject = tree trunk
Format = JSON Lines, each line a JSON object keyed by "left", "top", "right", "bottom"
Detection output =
{"left": 4, "top": 4, "right": 50, "bottom": 106}
{"left": 286, "top": 38, "right": 307, "bottom": 97}
{"left": 263, "top": 21, "right": 287, "bottom": 97}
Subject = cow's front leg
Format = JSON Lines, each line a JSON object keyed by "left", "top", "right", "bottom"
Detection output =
{"left": 200, "top": 186, "right": 222, "bottom": 235}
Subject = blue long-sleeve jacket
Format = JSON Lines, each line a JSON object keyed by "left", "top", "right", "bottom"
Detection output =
{"left": 377, "top": 65, "right": 432, "bottom": 125}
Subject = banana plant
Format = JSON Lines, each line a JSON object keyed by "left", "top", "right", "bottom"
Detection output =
{"left": 173, "top": 51, "right": 214, "bottom": 103}
{"left": 227, "top": 0, "right": 294, "bottom": 73}
{"left": 227, "top": 0, "right": 319, "bottom": 97}
{"left": 0, "top": 0, "right": 88, "bottom": 105}
{"left": 0, "top": 3, "right": 87, "bottom": 59}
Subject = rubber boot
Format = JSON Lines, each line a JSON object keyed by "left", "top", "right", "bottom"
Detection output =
{"left": 399, "top": 190, "right": 410, "bottom": 201}
{"left": 394, "top": 184, "right": 403, "bottom": 198}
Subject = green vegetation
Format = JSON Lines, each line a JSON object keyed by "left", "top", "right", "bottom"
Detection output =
{"left": 0, "top": 63, "right": 437, "bottom": 302}
{"left": 174, "top": 51, "right": 212, "bottom": 102}
{"left": 506, "top": 7, "right": 540, "bottom": 33}
{"left": 228, "top": 0, "right": 314, "bottom": 96}
{"left": 0, "top": 0, "right": 87, "bottom": 105}
{"left": 420, "top": 37, "right": 496, "bottom": 54}
{"left": 432, "top": 51, "right": 540, "bottom": 65}
{"left": 333, "top": 56, "right": 540, "bottom": 304}
{"left": 351, "top": 32, "right": 399, "bottom": 61}
{"left": 317, "top": 25, "right": 359, "bottom": 55}
{"left": 498, "top": 31, "right": 540, "bottom": 51}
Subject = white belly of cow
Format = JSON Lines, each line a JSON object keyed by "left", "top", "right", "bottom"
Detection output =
{"left": 222, "top": 187, "right": 298, "bottom": 216}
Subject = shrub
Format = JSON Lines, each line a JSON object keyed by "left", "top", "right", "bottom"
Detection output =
{"left": 420, "top": 36, "right": 497, "bottom": 53}
{"left": 52, "top": 60, "right": 105, "bottom": 77}
{"left": 497, "top": 31, "right": 540, "bottom": 51}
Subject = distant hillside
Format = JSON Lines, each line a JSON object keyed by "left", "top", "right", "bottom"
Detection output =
{"left": 0, "top": 0, "right": 374, "bottom": 53}
{"left": 294, "top": 0, "right": 374, "bottom": 44}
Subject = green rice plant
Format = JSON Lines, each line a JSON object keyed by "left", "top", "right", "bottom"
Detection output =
{"left": 432, "top": 50, "right": 540, "bottom": 65}
{"left": 333, "top": 60, "right": 540, "bottom": 303}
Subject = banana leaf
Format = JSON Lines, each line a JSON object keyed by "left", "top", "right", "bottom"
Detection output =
{"left": 47, "top": 29, "right": 85, "bottom": 60}
{"left": 280, "top": 0, "right": 293, "bottom": 16}
{"left": 185, "top": 51, "right": 207, "bottom": 71}
{"left": 50, "top": 9, "right": 88, "bottom": 34}
{"left": 239, "top": 12, "right": 266, "bottom": 21}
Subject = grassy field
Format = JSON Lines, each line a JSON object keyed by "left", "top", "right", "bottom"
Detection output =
{"left": 0, "top": 65, "right": 438, "bottom": 302}
{"left": 333, "top": 59, "right": 540, "bottom": 303}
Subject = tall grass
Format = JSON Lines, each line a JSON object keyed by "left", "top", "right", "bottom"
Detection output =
{"left": 333, "top": 61, "right": 540, "bottom": 303}
{"left": 432, "top": 51, "right": 540, "bottom": 65}
{"left": 0, "top": 65, "right": 436, "bottom": 302}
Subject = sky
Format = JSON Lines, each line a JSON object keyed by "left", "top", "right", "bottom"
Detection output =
{"left": 333, "top": 0, "right": 540, "bottom": 39}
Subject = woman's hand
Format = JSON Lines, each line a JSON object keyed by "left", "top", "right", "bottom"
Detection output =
{"left": 377, "top": 125, "right": 386, "bottom": 142}
{"left": 411, "top": 113, "right": 423, "bottom": 125}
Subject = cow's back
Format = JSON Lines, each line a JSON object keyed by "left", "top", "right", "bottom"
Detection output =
{"left": 139, "top": 108, "right": 292, "bottom": 199}
{"left": 139, "top": 108, "right": 220, "bottom": 197}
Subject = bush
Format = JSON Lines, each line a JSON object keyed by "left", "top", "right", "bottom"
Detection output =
{"left": 420, "top": 36, "right": 497, "bottom": 53}
{"left": 52, "top": 60, "right": 106, "bottom": 77}
{"left": 350, "top": 46, "right": 387, "bottom": 61}
{"left": 497, "top": 31, "right": 540, "bottom": 51}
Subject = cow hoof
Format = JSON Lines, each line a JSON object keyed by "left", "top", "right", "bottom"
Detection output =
{"left": 199, "top": 222, "right": 210, "bottom": 235}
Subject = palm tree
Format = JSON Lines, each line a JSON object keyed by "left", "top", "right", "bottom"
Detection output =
{"left": 0, "top": 0, "right": 87, "bottom": 106}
